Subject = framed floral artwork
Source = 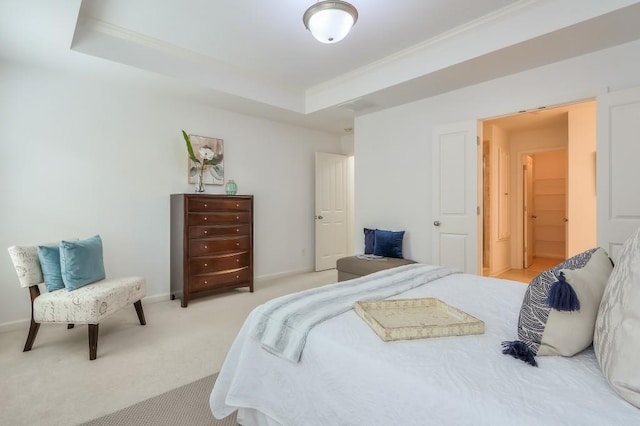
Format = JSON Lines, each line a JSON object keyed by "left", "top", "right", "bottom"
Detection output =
{"left": 187, "top": 134, "right": 224, "bottom": 185}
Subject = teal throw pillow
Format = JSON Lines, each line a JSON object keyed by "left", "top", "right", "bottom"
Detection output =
{"left": 60, "top": 235, "right": 106, "bottom": 291}
{"left": 373, "top": 229, "right": 405, "bottom": 259}
{"left": 37, "top": 245, "right": 65, "bottom": 291}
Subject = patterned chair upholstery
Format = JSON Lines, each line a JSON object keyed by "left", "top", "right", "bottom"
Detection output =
{"left": 8, "top": 243, "right": 146, "bottom": 360}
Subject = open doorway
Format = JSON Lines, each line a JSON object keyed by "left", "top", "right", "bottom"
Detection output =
{"left": 481, "top": 100, "right": 596, "bottom": 283}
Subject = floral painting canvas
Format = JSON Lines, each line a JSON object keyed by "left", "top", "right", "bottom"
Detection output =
{"left": 187, "top": 134, "right": 224, "bottom": 185}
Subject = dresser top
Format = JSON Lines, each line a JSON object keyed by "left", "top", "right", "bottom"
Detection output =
{"left": 171, "top": 193, "right": 252, "bottom": 199}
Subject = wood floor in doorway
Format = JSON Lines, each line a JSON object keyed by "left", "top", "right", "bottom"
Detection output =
{"left": 491, "top": 257, "right": 560, "bottom": 284}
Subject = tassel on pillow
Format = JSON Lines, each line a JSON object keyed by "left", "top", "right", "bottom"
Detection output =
{"left": 547, "top": 272, "right": 581, "bottom": 312}
{"left": 501, "top": 340, "right": 538, "bottom": 367}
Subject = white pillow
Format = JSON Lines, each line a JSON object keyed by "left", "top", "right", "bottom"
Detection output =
{"left": 508, "top": 247, "right": 612, "bottom": 365}
{"left": 537, "top": 248, "right": 613, "bottom": 356}
{"left": 594, "top": 226, "right": 640, "bottom": 408}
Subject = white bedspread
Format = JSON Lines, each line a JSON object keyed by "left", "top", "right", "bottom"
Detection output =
{"left": 251, "top": 264, "right": 457, "bottom": 362}
{"left": 210, "top": 270, "right": 640, "bottom": 425}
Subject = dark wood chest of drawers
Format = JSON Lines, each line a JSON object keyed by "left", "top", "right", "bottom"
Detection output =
{"left": 170, "top": 194, "right": 253, "bottom": 307}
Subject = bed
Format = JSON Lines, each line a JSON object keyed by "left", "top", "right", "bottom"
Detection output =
{"left": 210, "top": 262, "right": 640, "bottom": 425}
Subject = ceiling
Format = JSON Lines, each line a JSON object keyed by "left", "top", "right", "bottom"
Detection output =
{"left": 2, "top": 0, "right": 640, "bottom": 134}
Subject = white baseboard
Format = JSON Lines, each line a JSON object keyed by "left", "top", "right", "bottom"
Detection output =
{"left": 534, "top": 253, "right": 564, "bottom": 260}
{"left": 255, "top": 267, "right": 315, "bottom": 283}
{"left": 0, "top": 270, "right": 324, "bottom": 333}
{"left": 0, "top": 292, "right": 173, "bottom": 334}
{"left": 489, "top": 266, "right": 511, "bottom": 277}
{"left": 143, "top": 292, "right": 171, "bottom": 304}
{"left": 0, "top": 318, "right": 29, "bottom": 334}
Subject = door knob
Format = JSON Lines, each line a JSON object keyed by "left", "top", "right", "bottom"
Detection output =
{"left": 316, "top": 215, "right": 323, "bottom": 220}
{"left": 433, "top": 221, "right": 441, "bottom": 227}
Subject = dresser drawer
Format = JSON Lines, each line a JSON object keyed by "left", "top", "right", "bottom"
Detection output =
{"left": 188, "top": 212, "right": 250, "bottom": 225}
{"left": 189, "top": 224, "right": 250, "bottom": 238}
{"left": 171, "top": 193, "right": 254, "bottom": 307}
{"left": 189, "top": 236, "right": 250, "bottom": 256}
{"left": 189, "top": 252, "right": 250, "bottom": 275}
{"left": 188, "top": 197, "right": 251, "bottom": 212}
{"left": 190, "top": 268, "right": 250, "bottom": 292}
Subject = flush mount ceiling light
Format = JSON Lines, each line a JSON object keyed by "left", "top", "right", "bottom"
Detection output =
{"left": 303, "top": 1, "right": 358, "bottom": 44}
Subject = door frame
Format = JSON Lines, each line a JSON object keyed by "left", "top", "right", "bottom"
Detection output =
{"left": 479, "top": 98, "right": 596, "bottom": 271}
{"left": 523, "top": 155, "right": 534, "bottom": 268}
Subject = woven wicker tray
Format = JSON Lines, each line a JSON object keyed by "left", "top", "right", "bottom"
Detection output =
{"left": 354, "top": 298, "right": 484, "bottom": 341}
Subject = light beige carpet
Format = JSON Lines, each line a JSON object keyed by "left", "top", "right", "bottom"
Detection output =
{"left": 81, "top": 373, "right": 236, "bottom": 426}
{"left": 0, "top": 269, "right": 337, "bottom": 426}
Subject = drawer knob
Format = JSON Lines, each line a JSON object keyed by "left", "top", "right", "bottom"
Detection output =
{"left": 236, "top": 228, "right": 240, "bottom": 232}
{"left": 236, "top": 259, "right": 239, "bottom": 263}
{"left": 204, "top": 217, "right": 208, "bottom": 221}
{"left": 236, "top": 242, "right": 240, "bottom": 246}
{"left": 204, "top": 204, "right": 208, "bottom": 207}
{"left": 204, "top": 280, "right": 208, "bottom": 284}
{"left": 236, "top": 204, "right": 239, "bottom": 207}
{"left": 204, "top": 230, "right": 208, "bottom": 234}
{"left": 204, "top": 263, "right": 208, "bottom": 267}
{"left": 236, "top": 216, "right": 239, "bottom": 220}
{"left": 204, "top": 245, "right": 208, "bottom": 249}
{"left": 236, "top": 275, "right": 239, "bottom": 279}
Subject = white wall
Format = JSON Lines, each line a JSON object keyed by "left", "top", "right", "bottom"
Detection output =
{"left": 355, "top": 39, "right": 640, "bottom": 263}
{"left": 489, "top": 125, "right": 511, "bottom": 275}
{"left": 567, "top": 103, "right": 597, "bottom": 256}
{"left": 341, "top": 134, "right": 354, "bottom": 156}
{"left": 340, "top": 134, "right": 356, "bottom": 256}
{"left": 0, "top": 63, "right": 343, "bottom": 325}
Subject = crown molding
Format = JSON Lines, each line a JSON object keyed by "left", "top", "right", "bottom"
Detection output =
{"left": 73, "top": 16, "right": 306, "bottom": 113}
{"left": 78, "top": 17, "right": 240, "bottom": 73}
{"left": 306, "top": 0, "right": 539, "bottom": 96}
{"left": 305, "top": 0, "right": 640, "bottom": 112}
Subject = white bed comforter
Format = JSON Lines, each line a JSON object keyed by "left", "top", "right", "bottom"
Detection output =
{"left": 210, "top": 269, "right": 640, "bottom": 426}
{"left": 251, "top": 264, "right": 457, "bottom": 362}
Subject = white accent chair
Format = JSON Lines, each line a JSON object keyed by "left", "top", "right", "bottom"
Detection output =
{"left": 8, "top": 243, "right": 147, "bottom": 360}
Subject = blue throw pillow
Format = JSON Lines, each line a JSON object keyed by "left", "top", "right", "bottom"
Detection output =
{"left": 37, "top": 245, "right": 65, "bottom": 291}
{"left": 60, "top": 235, "right": 106, "bottom": 291}
{"left": 373, "top": 229, "right": 405, "bottom": 259}
{"left": 364, "top": 228, "right": 376, "bottom": 254}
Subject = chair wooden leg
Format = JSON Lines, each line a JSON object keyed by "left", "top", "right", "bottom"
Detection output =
{"left": 134, "top": 300, "right": 146, "bottom": 325}
{"left": 23, "top": 319, "right": 40, "bottom": 352}
{"left": 24, "top": 285, "right": 41, "bottom": 352}
{"left": 67, "top": 324, "right": 75, "bottom": 329}
{"left": 88, "top": 324, "right": 99, "bottom": 360}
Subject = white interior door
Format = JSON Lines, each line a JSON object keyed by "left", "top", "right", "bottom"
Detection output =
{"left": 597, "top": 86, "right": 640, "bottom": 261}
{"left": 315, "top": 152, "right": 349, "bottom": 271}
{"left": 523, "top": 155, "right": 535, "bottom": 268}
{"left": 432, "top": 121, "right": 479, "bottom": 273}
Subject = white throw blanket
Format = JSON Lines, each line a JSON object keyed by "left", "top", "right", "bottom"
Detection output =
{"left": 249, "top": 264, "right": 460, "bottom": 362}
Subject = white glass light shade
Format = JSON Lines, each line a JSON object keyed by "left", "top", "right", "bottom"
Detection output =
{"left": 303, "top": 1, "right": 358, "bottom": 44}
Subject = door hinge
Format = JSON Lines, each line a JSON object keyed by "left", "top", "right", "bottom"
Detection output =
{"left": 477, "top": 136, "right": 480, "bottom": 146}
{"left": 477, "top": 206, "right": 480, "bottom": 216}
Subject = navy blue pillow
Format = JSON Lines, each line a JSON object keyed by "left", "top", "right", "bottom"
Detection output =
{"left": 364, "top": 228, "right": 375, "bottom": 254}
{"left": 373, "top": 229, "right": 405, "bottom": 259}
